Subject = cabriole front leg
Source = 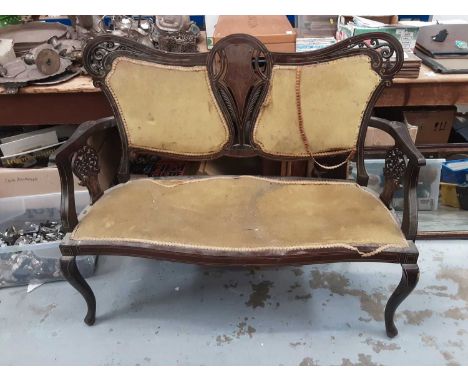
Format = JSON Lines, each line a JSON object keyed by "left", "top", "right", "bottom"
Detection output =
{"left": 384, "top": 263, "right": 419, "bottom": 338}
{"left": 60, "top": 255, "right": 96, "bottom": 326}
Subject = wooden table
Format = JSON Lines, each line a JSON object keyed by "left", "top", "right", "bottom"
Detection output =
{"left": 377, "top": 64, "right": 468, "bottom": 107}
{"left": 0, "top": 76, "right": 111, "bottom": 125}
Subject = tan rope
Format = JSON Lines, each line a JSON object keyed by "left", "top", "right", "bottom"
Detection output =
{"left": 311, "top": 150, "right": 356, "bottom": 170}
{"left": 295, "top": 66, "right": 312, "bottom": 156}
{"left": 295, "top": 66, "right": 355, "bottom": 169}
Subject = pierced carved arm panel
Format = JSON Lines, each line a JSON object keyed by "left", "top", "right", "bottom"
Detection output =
{"left": 380, "top": 146, "right": 407, "bottom": 208}
{"left": 72, "top": 144, "right": 103, "bottom": 204}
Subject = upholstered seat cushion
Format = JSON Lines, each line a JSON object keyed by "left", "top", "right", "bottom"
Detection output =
{"left": 70, "top": 176, "right": 408, "bottom": 255}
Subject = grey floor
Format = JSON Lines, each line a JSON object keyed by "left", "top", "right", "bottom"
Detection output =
{"left": 0, "top": 240, "right": 467, "bottom": 366}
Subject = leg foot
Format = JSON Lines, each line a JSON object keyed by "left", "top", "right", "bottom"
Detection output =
{"left": 60, "top": 255, "right": 96, "bottom": 325}
{"left": 385, "top": 263, "right": 419, "bottom": 338}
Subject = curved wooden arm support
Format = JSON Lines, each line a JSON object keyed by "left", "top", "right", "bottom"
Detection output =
{"left": 55, "top": 117, "right": 118, "bottom": 232}
{"left": 368, "top": 117, "right": 426, "bottom": 240}
{"left": 369, "top": 117, "right": 426, "bottom": 166}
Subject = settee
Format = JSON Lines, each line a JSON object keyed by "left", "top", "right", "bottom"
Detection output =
{"left": 56, "top": 33, "right": 425, "bottom": 338}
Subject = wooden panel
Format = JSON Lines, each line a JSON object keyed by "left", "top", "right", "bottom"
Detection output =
{"left": 378, "top": 82, "right": 468, "bottom": 107}
{"left": 0, "top": 91, "right": 112, "bottom": 126}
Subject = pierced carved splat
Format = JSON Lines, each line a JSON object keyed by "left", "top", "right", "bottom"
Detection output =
{"left": 380, "top": 146, "right": 407, "bottom": 208}
{"left": 208, "top": 34, "right": 272, "bottom": 150}
{"left": 72, "top": 145, "right": 103, "bottom": 203}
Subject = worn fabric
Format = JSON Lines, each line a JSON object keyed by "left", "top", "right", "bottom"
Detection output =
{"left": 105, "top": 57, "right": 229, "bottom": 156}
{"left": 253, "top": 56, "right": 381, "bottom": 157}
{"left": 71, "top": 176, "right": 407, "bottom": 252}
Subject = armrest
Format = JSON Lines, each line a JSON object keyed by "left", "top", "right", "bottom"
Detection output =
{"left": 369, "top": 117, "right": 426, "bottom": 167}
{"left": 368, "top": 117, "right": 426, "bottom": 241}
{"left": 55, "top": 117, "right": 119, "bottom": 232}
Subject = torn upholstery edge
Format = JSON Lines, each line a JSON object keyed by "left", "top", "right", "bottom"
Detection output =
{"left": 70, "top": 176, "right": 409, "bottom": 256}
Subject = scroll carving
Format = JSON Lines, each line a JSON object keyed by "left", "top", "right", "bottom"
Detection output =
{"left": 83, "top": 37, "right": 152, "bottom": 86}
{"left": 83, "top": 34, "right": 206, "bottom": 87}
{"left": 338, "top": 34, "right": 403, "bottom": 85}
{"left": 272, "top": 32, "right": 404, "bottom": 86}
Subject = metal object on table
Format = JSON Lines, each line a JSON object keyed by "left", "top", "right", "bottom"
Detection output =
{"left": 35, "top": 48, "right": 61, "bottom": 75}
{"left": 0, "top": 38, "right": 15, "bottom": 65}
{"left": 0, "top": 21, "right": 69, "bottom": 56}
{"left": 0, "top": 21, "right": 84, "bottom": 90}
{"left": 153, "top": 15, "right": 200, "bottom": 53}
{"left": 0, "top": 42, "right": 74, "bottom": 92}
{"left": 75, "top": 15, "right": 200, "bottom": 53}
{"left": 0, "top": 16, "right": 201, "bottom": 90}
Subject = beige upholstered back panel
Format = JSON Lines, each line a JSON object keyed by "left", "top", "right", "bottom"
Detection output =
{"left": 105, "top": 57, "right": 229, "bottom": 156}
{"left": 253, "top": 56, "right": 381, "bottom": 157}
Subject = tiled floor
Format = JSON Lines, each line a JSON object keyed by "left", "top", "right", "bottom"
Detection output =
{"left": 0, "top": 240, "right": 467, "bottom": 365}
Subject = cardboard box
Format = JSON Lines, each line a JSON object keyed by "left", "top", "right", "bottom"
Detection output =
{"left": 404, "top": 107, "right": 456, "bottom": 144}
{"left": 0, "top": 166, "right": 84, "bottom": 198}
{"left": 213, "top": 15, "right": 296, "bottom": 52}
{"left": 365, "top": 121, "right": 418, "bottom": 147}
{"left": 336, "top": 15, "right": 419, "bottom": 52}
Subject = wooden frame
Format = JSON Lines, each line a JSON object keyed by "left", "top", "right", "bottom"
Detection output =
{"left": 56, "top": 33, "right": 425, "bottom": 338}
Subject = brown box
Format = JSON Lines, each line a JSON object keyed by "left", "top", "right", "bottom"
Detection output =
{"left": 0, "top": 166, "right": 84, "bottom": 198}
{"left": 403, "top": 107, "right": 456, "bottom": 144}
{"left": 213, "top": 15, "right": 296, "bottom": 52}
{"left": 365, "top": 123, "right": 418, "bottom": 147}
